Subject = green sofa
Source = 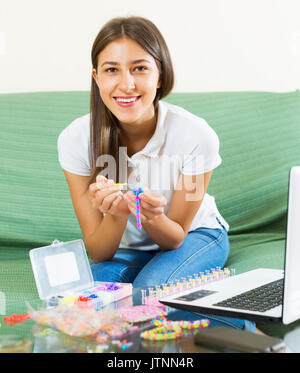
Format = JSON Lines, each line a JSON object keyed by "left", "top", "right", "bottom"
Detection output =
{"left": 1, "top": 90, "right": 300, "bottom": 338}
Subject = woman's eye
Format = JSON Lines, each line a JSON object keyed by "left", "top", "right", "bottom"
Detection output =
{"left": 105, "top": 68, "right": 117, "bottom": 73}
{"left": 134, "top": 66, "right": 147, "bottom": 72}
{"left": 104, "top": 66, "right": 147, "bottom": 73}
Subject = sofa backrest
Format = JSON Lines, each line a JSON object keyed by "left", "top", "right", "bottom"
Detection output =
{"left": 166, "top": 91, "right": 300, "bottom": 236}
{"left": 1, "top": 91, "right": 299, "bottom": 250}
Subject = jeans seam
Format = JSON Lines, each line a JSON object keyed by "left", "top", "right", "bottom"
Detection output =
{"left": 167, "top": 230, "right": 224, "bottom": 283}
{"left": 119, "top": 265, "right": 143, "bottom": 282}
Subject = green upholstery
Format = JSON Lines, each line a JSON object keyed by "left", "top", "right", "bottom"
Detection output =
{"left": 1, "top": 90, "right": 300, "bottom": 337}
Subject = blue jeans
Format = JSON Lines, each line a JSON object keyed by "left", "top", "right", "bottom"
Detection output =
{"left": 90, "top": 219, "right": 256, "bottom": 333}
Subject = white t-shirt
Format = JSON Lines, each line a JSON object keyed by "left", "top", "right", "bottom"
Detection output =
{"left": 57, "top": 100, "right": 229, "bottom": 251}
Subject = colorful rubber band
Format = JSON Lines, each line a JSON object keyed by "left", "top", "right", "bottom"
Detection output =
{"left": 140, "top": 325, "right": 182, "bottom": 341}
{"left": 152, "top": 318, "right": 210, "bottom": 329}
{"left": 133, "top": 187, "right": 144, "bottom": 231}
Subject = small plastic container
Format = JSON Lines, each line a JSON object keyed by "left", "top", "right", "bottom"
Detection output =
{"left": 29, "top": 239, "right": 132, "bottom": 309}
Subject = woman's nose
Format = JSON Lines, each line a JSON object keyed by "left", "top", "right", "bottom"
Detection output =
{"left": 119, "top": 71, "right": 135, "bottom": 91}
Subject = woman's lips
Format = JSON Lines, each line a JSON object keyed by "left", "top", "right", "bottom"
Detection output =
{"left": 113, "top": 96, "right": 141, "bottom": 107}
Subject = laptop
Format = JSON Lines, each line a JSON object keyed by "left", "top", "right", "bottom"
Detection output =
{"left": 159, "top": 166, "right": 300, "bottom": 324}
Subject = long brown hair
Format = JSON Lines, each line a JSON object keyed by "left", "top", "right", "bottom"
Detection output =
{"left": 89, "top": 16, "right": 174, "bottom": 184}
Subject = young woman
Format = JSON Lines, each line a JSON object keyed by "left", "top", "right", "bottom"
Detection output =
{"left": 58, "top": 16, "right": 256, "bottom": 332}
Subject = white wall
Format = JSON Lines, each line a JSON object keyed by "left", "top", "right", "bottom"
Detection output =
{"left": 0, "top": 0, "right": 300, "bottom": 93}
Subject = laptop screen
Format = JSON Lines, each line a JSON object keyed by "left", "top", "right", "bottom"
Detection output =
{"left": 282, "top": 166, "right": 300, "bottom": 324}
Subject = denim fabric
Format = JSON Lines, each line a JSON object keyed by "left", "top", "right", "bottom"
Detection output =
{"left": 90, "top": 219, "right": 256, "bottom": 333}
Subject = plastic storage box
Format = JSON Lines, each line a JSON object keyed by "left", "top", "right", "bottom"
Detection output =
{"left": 29, "top": 239, "right": 132, "bottom": 309}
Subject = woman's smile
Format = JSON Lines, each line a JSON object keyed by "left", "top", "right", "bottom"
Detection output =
{"left": 113, "top": 95, "right": 142, "bottom": 107}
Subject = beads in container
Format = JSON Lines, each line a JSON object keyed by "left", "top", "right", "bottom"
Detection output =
{"left": 26, "top": 302, "right": 122, "bottom": 337}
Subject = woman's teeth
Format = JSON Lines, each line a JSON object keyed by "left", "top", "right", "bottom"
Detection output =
{"left": 115, "top": 96, "right": 139, "bottom": 102}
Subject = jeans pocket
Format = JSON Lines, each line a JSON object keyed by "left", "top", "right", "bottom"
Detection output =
{"left": 194, "top": 227, "right": 224, "bottom": 242}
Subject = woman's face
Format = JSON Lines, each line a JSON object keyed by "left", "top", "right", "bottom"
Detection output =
{"left": 92, "top": 38, "right": 161, "bottom": 128}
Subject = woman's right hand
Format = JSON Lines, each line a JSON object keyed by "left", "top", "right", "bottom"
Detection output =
{"left": 88, "top": 175, "right": 131, "bottom": 217}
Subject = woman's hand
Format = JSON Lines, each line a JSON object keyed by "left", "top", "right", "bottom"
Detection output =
{"left": 88, "top": 175, "right": 131, "bottom": 217}
{"left": 124, "top": 186, "right": 167, "bottom": 224}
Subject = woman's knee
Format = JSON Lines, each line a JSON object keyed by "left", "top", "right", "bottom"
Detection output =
{"left": 90, "top": 261, "right": 121, "bottom": 282}
{"left": 90, "top": 260, "right": 140, "bottom": 283}
{"left": 90, "top": 249, "right": 156, "bottom": 284}
{"left": 175, "top": 228, "right": 230, "bottom": 274}
{"left": 132, "top": 273, "right": 160, "bottom": 288}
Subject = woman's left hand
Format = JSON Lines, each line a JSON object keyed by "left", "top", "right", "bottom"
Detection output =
{"left": 124, "top": 187, "right": 167, "bottom": 224}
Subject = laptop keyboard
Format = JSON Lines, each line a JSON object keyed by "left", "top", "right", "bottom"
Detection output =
{"left": 213, "top": 279, "right": 283, "bottom": 313}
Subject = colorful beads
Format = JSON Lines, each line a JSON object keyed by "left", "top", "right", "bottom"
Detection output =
{"left": 56, "top": 282, "right": 132, "bottom": 309}
{"left": 77, "top": 296, "right": 91, "bottom": 302}
{"left": 100, "top": 320, "right": 132, "bottom": 338}
{"left": 95, "top": 283, "right": 122, "bottom": 291}
{"left": 96, "top": 332, "right": 109, "bottom": 343}
{"left": 117, "top": 339, "right": 133, "bottom": 350}
{"left": 27, "top": 303, "right": 115, "bottom": 337}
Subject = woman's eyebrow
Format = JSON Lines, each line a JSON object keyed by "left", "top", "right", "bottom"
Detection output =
{"left": 131, "top": 59, "right": 151, "bottom": 65}
{"left": 100, "top": 59, "right": 151, "bottom": 67}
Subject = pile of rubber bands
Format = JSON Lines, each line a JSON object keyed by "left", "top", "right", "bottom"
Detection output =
{"left": 26, "top": 302, "right": 167, "bottom": 338}
{"left": 25, "top": 302, "right": 209, "bottom": 342}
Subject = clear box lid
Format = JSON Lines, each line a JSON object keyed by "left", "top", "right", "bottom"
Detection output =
{"left": 29, "top": 239, "right": 94, "bottom": 300}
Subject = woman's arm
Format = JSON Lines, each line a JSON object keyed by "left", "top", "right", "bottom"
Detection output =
{"left": 84, "top": 214, "right": 129, "bottom": 263}
{"left": 126, "top": 171, "right": 213, "bottom": 250}
{"left": 140, "top": 214, "right": 186, "bottom": 251}
{"left": 63, "top": 171, "right": 129, "bottom": 263}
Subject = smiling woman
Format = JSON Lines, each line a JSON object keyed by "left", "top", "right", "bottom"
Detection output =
{"left": 57, "top": 16, "right": 257, "bottom": 334}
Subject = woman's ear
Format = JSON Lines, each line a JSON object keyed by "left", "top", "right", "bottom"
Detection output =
{"left": 92, "top": 68, "right": 99, "bottom": 87}
{"left": 157, "top": 77, "right": 161, "bottom": 89}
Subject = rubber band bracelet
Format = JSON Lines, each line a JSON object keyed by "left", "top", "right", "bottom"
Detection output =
{"left": 152, "top": 318, "right": 210, "bottom": 329}
{"left": 140, "top": 325, "right": 182, "bottom": 341}
{"left": 133, "top": 187, "right": 144, "bottom": 231}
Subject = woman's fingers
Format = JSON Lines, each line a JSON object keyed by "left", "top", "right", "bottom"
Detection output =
{"left": 139, "top": 188, "right": 167, "bottom": 209}
{"left": 93, "top": 184, "right": 121, "bottom": 207}
{"left": 127, "top": 191, "right": 165, "bottom": 211}
{"left": 107, "top": 194, "right": 123, "bottom": 215}
{"left": 98, "top": 190, "right": 123, "bottom": 213}
{"left": 127, "top": 196, "right": 161, "bottom": 221}
{"left": 96, "top": 174, "right": 108, "bottom": 184}
{"left": 88, "top": 176, "right": 110, "bottom": 203}
{"left": 92, "top": 185, "right": 166, "bottom": 220}
{"left": 88, "top": 183, "right": 100, "bottom": 201}
{"left": 140, "top": 200, "right": 164, "bottom": 218}
{"left": 127, "top": 200, "right": 147, "bottom": 223}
